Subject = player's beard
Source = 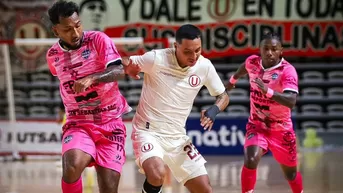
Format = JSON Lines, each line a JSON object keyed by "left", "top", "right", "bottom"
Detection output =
{"left": 60, "top": 35, "right": 83, "bottom": 50}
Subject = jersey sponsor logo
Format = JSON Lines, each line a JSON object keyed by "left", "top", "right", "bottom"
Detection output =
{"left": 48, "top": 48, "right": 58, "bottom": 57}
{"left": 74, "top": 91, "right": 99, "bottom": 103}
{"left": 188, "top": 74, "right": 201, "bottom": 87}
{"left": 141, "top": 143, "right": 154, "bottom": 153}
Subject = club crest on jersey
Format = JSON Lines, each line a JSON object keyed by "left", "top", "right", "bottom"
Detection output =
{"left": 141, "top": 143, "right": 154, "bottom": 153}
{"left": 81, "top": 49, "right": 91, "bottom": 59}
{"left": 188, "top": 75, "right": 201, "bottom": 87}
{"left": 271, "top": 73, "right": 278, "bottom": 80}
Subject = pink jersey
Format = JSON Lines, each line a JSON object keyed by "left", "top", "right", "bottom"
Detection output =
{"left": 245, "top": 55, "right": 298, "bottom": 130}
{"left": 46, "top": 31, "right": 130, "bottom": 125}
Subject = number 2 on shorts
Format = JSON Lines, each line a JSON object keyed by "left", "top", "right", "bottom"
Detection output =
{"left": 184, "top": 142, "right": 200, "bottom": 160}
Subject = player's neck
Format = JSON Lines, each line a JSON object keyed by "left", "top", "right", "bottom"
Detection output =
{"left": 59, "top": 36, "right": 83, "bottom": 51}
{"left": 262, "top": 58, "right": 281, "bottom": 69}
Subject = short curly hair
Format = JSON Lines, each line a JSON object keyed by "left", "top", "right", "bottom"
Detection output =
{"left": 48, "top": 0, "right": 80, "bottom": 25}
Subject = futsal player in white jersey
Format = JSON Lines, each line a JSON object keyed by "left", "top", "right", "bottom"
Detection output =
{"left": 126, "top": 24, "right": 230, "bottom": 193}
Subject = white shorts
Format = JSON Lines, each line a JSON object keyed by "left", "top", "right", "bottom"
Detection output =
{"left": 131, "top": 126, "right": 208, "bottom": 184}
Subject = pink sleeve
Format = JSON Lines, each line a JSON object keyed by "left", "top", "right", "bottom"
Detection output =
{"left": 282, "top": 66, "right": 299, "bottom": 93}
{"left": 245, "top": 55, "right": 259, "bottom": 71}
{"left": 94, "top": 32, "right": 121, "bottom": 67}
{"left": 46, "top": 51, "right": 57, "bottom": 76}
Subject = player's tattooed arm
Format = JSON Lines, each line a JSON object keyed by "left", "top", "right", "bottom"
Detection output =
{"left": 271, "top": 90, "right": 297, "bottom": 109}
{"left": 215, "top": 91, "right": 230, "bottom": 111}
{"left": 93, "top": 64, "right": 126, "bottom": 83}
{"left": 201, "top": 91, "right": 229, "bottom": 130}
{"left": 92, "top": 60, "right": 141, "bottom": 83}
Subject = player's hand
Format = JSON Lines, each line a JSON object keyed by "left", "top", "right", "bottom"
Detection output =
{"left": 226, "top": 82, "right": 235, "bottom": 91}
{"left": 200, "top": 110, "right": 214, "bottom": 131}
{"left": 124, "top": 59, "right": 141, "bottom": 80}
{"left": 253, "top": 78, "right": 267, "bottom": 94}
{"left": 73, "top": 76, "right": 95, "bottom": 93}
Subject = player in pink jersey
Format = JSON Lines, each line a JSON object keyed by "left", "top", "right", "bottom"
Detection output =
{"left": 46, "top": 1, "right": 140, "bottom": 193}
{"left": 227, "top": 33, "right": 303, "bottom": 193}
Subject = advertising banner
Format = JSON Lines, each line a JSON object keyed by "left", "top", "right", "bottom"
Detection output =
{"left": 186, "top": 117, "right": 247, "bottom": 155}
{"left": 71, "top": 0, "right": 343, "bottom": 58}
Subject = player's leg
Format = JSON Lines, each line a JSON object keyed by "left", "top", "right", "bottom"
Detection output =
{"left": 94, "top": 119, "right": 127, "bottom": 193}
{"left": 61, "top": 126, "right": 96, "bottom": 193}
{"left": 132, "top": 128, "right": 166, "bottom": 193}
{"left": 142, "top": 156, "right": 167, "bottom": 193}
{"left": 165, "top": 137, "right": 211, "bottom": 193}
{"left": 95, "top": 166, "right": 121, "bottom": 193}
{"left": 241, "top": 123, "right": 268, "bottom": 193}
{"left": 163, "top": 165, "right": 173, "bottom": 192}
{"left": 183, "top": 166, "right": 212, "bottom": 193}
{"left": 270, "top": 130, "right": 303, "bottom": 193}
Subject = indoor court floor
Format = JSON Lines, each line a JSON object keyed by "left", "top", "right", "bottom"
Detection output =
{"left": 0, "top": 151, "right": 342, "bottom": 193}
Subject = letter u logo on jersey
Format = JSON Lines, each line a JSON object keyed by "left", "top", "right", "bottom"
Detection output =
{"left": 188, "top": 75, "right": 201, "bottom": 87}
{"left": 141, "top": 143, "right": 154, "bottom": 153}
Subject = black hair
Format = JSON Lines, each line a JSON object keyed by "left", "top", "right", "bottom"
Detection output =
{"left": 80, "top": 0, "right": 107, "bottom": 13}
{"left": 175, "top": 24, "right": 201, "bottom": 44}
{"left": 261, "top": 32, "right": 282, "bottom": 45}
{"left": 48, "top": 0, "right": 80, "bottom": 25}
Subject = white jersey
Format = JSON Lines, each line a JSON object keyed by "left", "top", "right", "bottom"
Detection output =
{"left": 129, "top": 48, "right": 225, "bottom": 136}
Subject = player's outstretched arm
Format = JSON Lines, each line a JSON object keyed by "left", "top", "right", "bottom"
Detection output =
{"left": 123, "top": 51, "right": 156, "bottom": 74}
{"left": 201, "top": 91, "right": 229, "bottom": 130}
{"left": 227, "top": 62, "right": 248, "bottom": 90}
{"left": 92, "top": 64, "right": 126, "bottom": 83}
{"left": 72, "top": 63, "right": 140, "bottom": 93}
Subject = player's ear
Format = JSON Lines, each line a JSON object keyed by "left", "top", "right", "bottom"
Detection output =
{"left": 174, "top": 42, "right": 177, "bottom": 49}
{"left": 52, "top": 26, "right": 59, "bottom": 37}
{"left": 280, "top": 47, "right": 283, "bottom": 59}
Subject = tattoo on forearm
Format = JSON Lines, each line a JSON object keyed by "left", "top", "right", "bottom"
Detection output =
{"left": 94, "top": 65, "right": 125, "bottom": 83}
{"left": 215, "top": 91, "right": 229, "bottom": 111}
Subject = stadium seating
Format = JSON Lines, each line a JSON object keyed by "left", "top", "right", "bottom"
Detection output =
{"left": 0, "top": 63, "right": 342, "bottom": 131}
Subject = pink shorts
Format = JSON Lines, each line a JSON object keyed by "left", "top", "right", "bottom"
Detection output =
{"left": 61, "top": 118, "right": 126, "bottom": 173}
{"left": 244, "top": 122, "right": 298, "bottom": 167}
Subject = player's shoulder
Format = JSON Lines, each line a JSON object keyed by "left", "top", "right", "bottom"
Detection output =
{"left": 281, "top": 58, "right": 297, "bottom": 72}
{"left": 153, "top": 48, "right": 174, "bottom": 64}
{"left": 196, "top": 55, "right": 214, "bottom": 70}
{"left": 84, "top": 31, "right": 110, "bottom": 43}
{"left": 46, "top": 42, "right": 61, "bottom": 59}
{"left": 84, "top": 30, "right": 105, "bottom": 37}
{"left": 245, "top": 54, "right": 261, "bottom": 64}
{"left": 154, "top": 48, "right": 173, "bottom": 56}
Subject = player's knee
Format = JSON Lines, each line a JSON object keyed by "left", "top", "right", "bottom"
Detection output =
{"left": 284, "top": 169, "right": 297, "bottom": 180}
{"left": 143, "top": 158, "right": 166, "bottom": 186}
{"left": 245, "top": 155, "right": 260, "bottom": 169}
{"left": 62, "top": 162, "right": 83, "bottom": 181}
{"left": 62, "top": 156, "right": 85, "bottom": 182}
{"left": 147, "top": 165, "right": 166, "bottom": 185}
